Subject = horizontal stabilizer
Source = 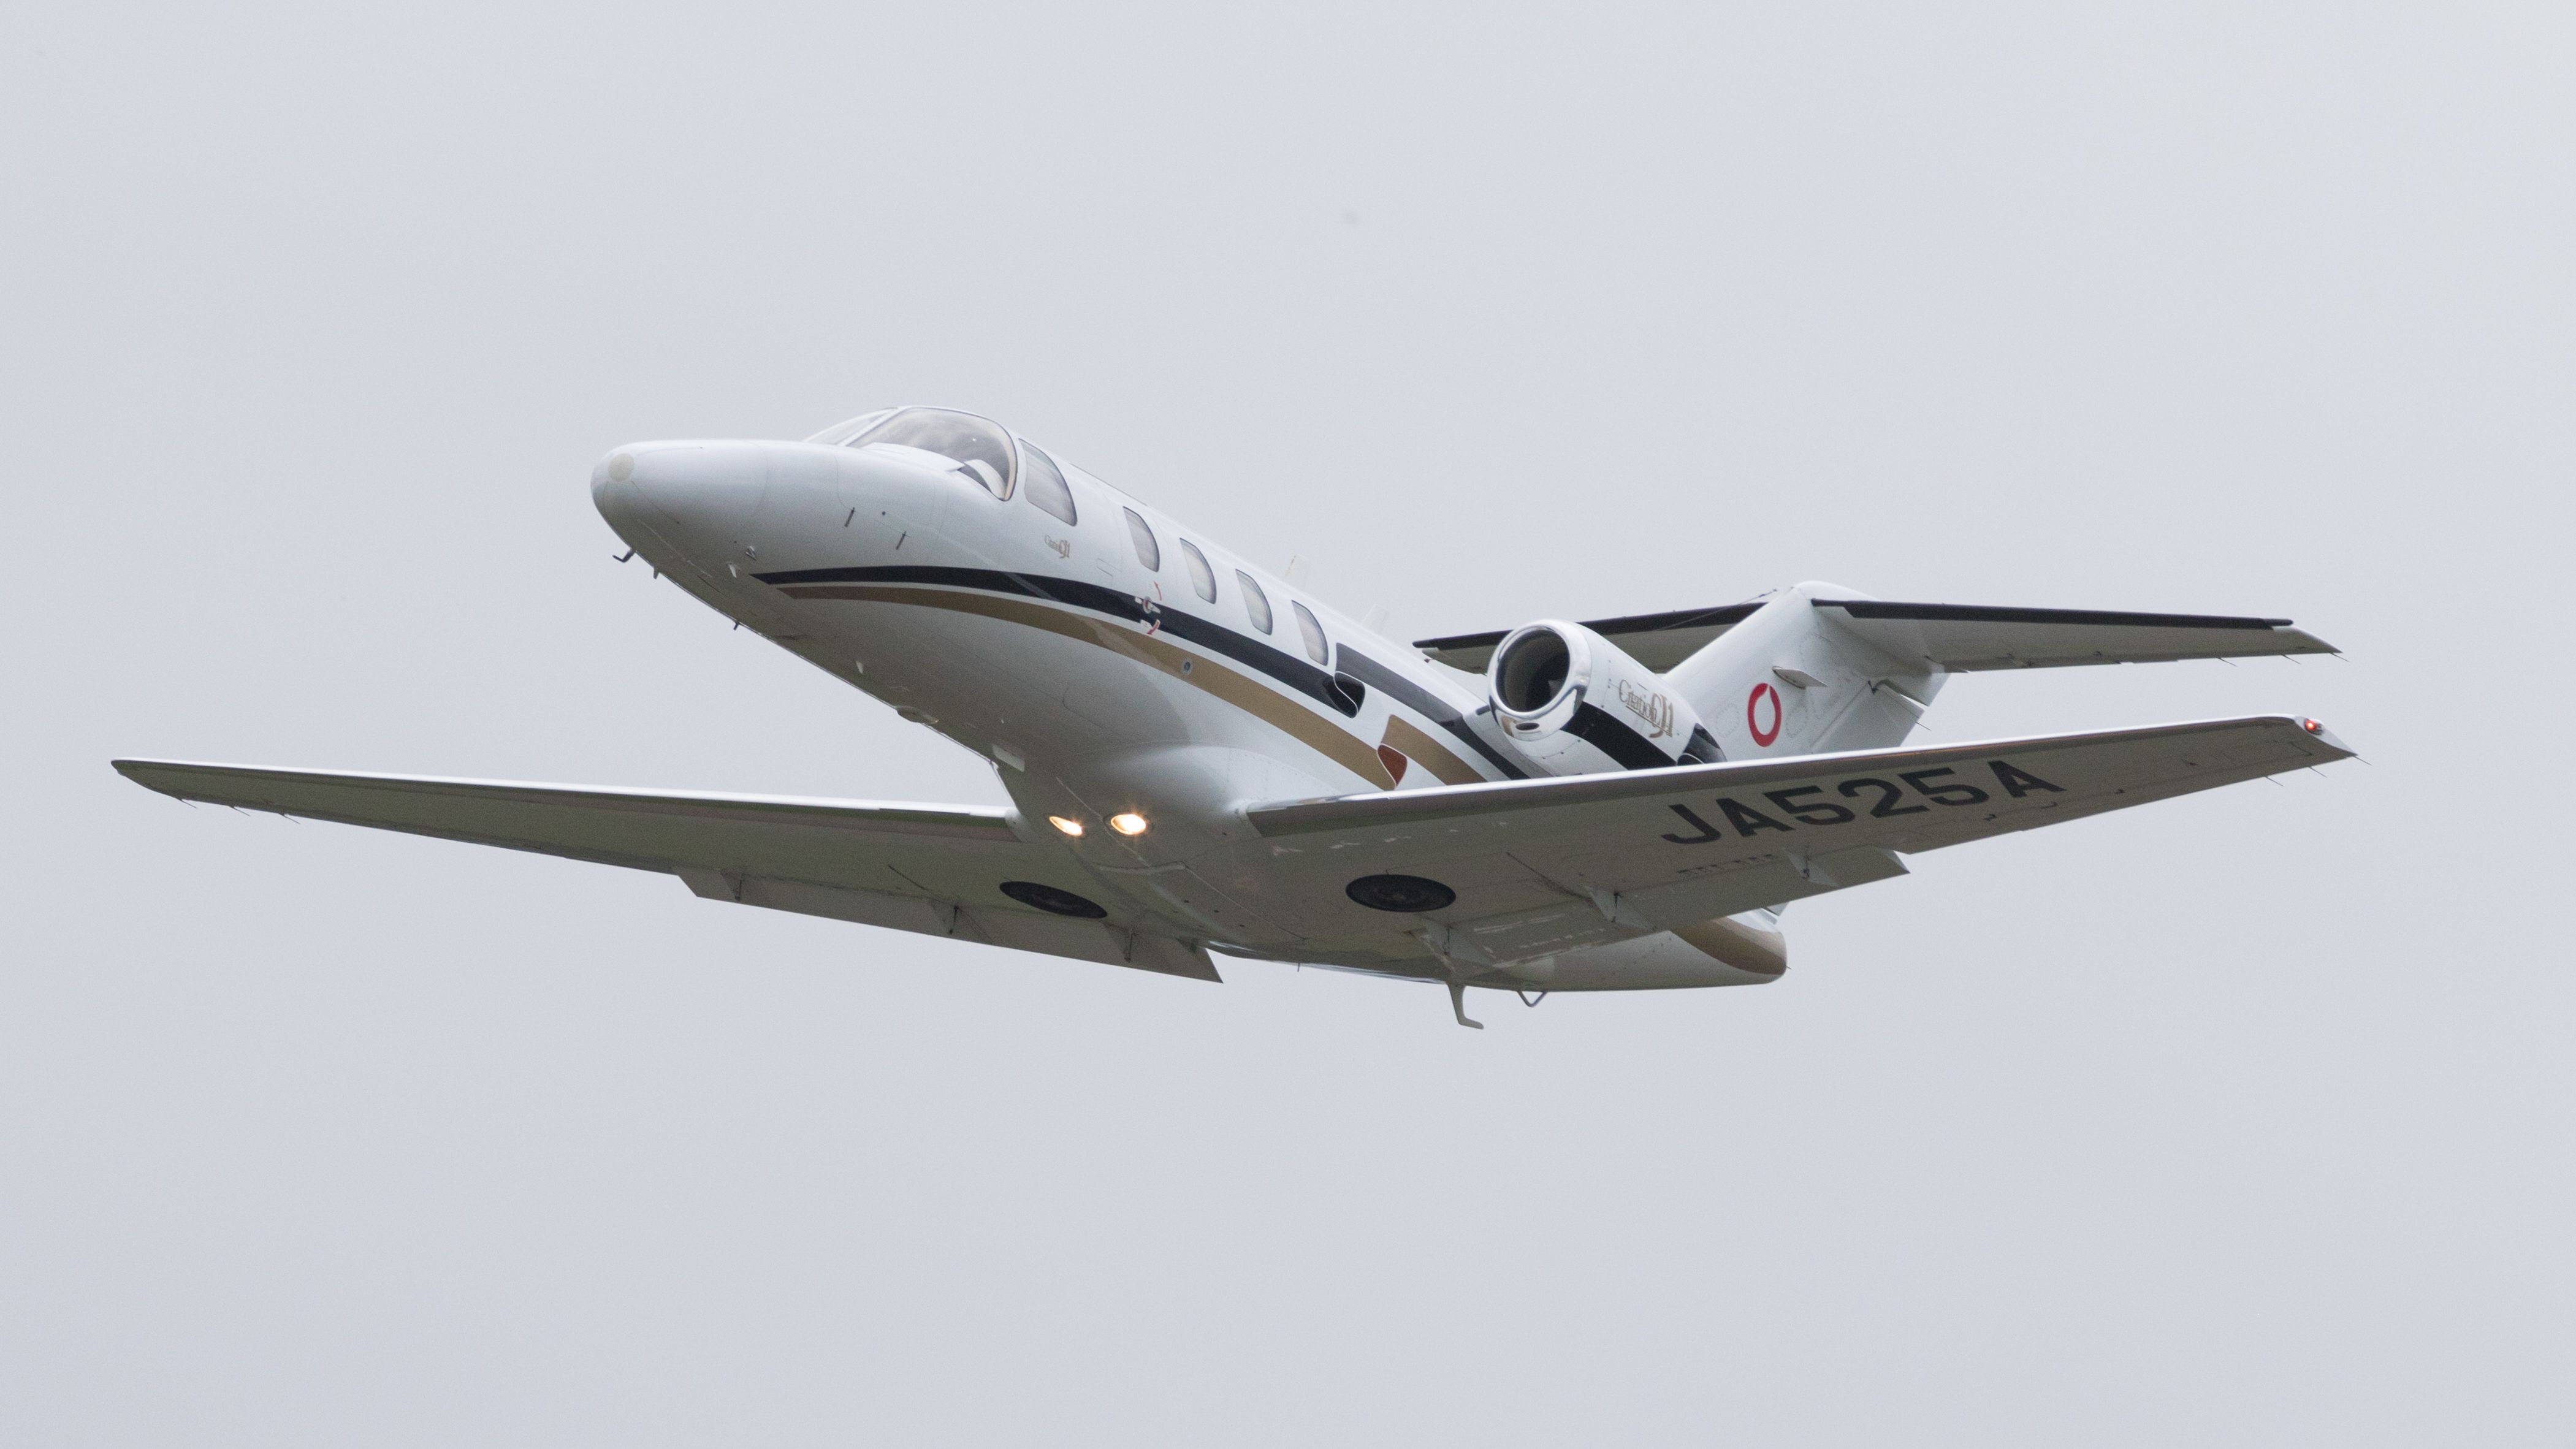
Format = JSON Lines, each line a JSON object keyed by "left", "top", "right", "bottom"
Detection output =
{"left": 1417, "top": 599, "right": 2333, "bottom": 673}
{"left": 1416, "top": 603, "right": 1761, "bottom": 672}
{"left": 1813, "top": 600, "right": 2336, "bottom": 671}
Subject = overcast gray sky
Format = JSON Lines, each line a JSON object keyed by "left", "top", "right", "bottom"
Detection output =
{"left": 6, "top": 2, "right": 2570, "bottom": 1443}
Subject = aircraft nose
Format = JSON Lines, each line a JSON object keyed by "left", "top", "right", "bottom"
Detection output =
{"left": 592, "top": 441, "right": 770, "bottom": 543}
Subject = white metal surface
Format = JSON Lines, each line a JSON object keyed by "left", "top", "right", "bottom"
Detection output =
{"left": 113, "top": 405, "right": 2358, "bottom": 1021}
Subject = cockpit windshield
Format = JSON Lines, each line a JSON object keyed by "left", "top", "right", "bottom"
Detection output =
{"left": 838, "top": 406, "right": 1017, "bottom": 500}
{"left": 804, "top": 409, "right": 896, "bottom": 446}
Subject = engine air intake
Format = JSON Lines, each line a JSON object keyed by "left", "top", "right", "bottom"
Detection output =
{"left": 1483, "top": 620, "right": 1718, "bottom": 774}
{"left": 1494, "top": 628, "right": 1574, "bottom": 716}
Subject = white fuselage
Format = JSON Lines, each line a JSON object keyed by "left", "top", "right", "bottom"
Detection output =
{"left": 589, "top": 430, "right": 1772, "bottom": 990}
{"left": 112, "top": 424, "right": 2339, "bottom": 1011}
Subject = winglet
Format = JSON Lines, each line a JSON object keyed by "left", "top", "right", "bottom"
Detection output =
{"left": 2296, "top": 717, "right": 2352, "bottom": 755}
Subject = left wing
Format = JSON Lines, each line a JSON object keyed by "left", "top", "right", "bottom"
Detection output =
{"left": 111, "top": 760, "right": 1219, "bottom": 979}
{"left": 1241, "top": 715, "right": 2353, "bottom": 941}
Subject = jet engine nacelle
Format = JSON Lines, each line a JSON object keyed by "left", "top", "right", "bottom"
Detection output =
{"left": 1486, "top": 620, "right": 1723, "bottom": 775}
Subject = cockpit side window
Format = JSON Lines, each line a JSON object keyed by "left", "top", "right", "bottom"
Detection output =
{"left": 1122, "top": 509, "right": 1160, "bottom": 572}
{"left": 848, "top": 407, "right": 1016, "bottom": 500}
{"left": 1021, "top": 443, "right": 1077, "bottom": 525}
{"left": 1237, "top": 571, "right": 1273, "bottom": 634}
{"left": 1292, "top": 601, "right": 1330, "bottom": 665}
{"left": 1181, "top": 540, "right": 1218, "bottom": 603}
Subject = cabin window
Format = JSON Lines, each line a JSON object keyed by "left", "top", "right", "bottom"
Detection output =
{"left": 1021, "top": 443, "right": 1077, "bottom": 525}
{"left": 1122, "top": 508, "right": 1160, "bottom": 571}
{"left": 1237, "top": 572, "right": 1273, "bottom": 633}
{"left": 1181, "top": 540, "right": 1217, "bottom": 602}
{"left": 1292, "top": 601, "right": 1329, "bottom": 666}
{"left": 846, "top": 406, "right": 1015, "bottom": 500}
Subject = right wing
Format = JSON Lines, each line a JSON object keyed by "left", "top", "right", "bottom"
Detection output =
{"left": 1241, "top": 716, "right": 2353, "bottom": 950}
{"left": 112, "top": 759, "right": 1219, "bottom": 979}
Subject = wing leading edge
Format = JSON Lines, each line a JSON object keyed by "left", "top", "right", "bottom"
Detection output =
{"left": 110, "top": 759, "right": 1219, "bottom": 980}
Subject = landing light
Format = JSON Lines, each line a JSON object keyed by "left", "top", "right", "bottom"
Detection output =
{"left": 1109, "top": 812, "right": 1149, "bottom": 837}
{"left": 1048, "top": 815, "right": 1085, "bottom": 837}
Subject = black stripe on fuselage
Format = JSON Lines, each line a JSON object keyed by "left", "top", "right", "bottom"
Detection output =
{"left": 1566, "top": 701, "right": 1676, "bottom": 770}
{"left": 755, "top": 565, "right": 1707, "bottom": 783}
{"left": 1339, "top": 642, "right": 1672, "bottom": 777}
{"left": 1332, "top": 646, "right": 1530, "bottom": 780}
{"left": 755, "top": 563, "right": 1368, "bottom": 719}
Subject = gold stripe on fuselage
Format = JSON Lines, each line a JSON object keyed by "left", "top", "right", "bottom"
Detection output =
{"left": 777, "top": 582, "right": 1403, "bottom": 789}
{"left": 1380, "top": 713, "right": 1483, "bottom": 787}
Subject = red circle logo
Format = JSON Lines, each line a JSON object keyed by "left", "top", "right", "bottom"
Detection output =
{"left": 1747, "top": 682, "right": 1782, "bottom": 746}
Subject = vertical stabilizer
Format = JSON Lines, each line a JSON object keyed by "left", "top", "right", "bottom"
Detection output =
{"left": 1662, "top": 583, "right": 1946, "bottom": 761}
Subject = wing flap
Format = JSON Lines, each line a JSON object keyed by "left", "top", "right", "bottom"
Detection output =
{"left": 690, "top": 873, "right": 1221, "bottom": 980}
{"left": 1615, "top": 844, "right": 1913, "bottom": 929}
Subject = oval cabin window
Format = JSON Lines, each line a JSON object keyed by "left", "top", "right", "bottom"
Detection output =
{"left": 1237, "top": 572, "right": 1273, "bottom": 634}
{"left": 1292, "top": 601, "right": 1329, "bottom": 666}
{"left": 1122, "top": 508, "right": 1160, "bottom": 572}
{"left": 1181, "top": 540, "right": 1217, "bottom": 602}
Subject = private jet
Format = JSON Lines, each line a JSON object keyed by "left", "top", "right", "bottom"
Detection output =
{"left": 115, "top": 406, "right": 2352, "bottom": 1026}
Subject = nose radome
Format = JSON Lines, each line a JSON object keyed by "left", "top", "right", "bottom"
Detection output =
{"left": 590, "top": 447, "right": 645, "bottom": 531}
{"left": 598, "top": 441, "right": 772, "bottom": 544}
